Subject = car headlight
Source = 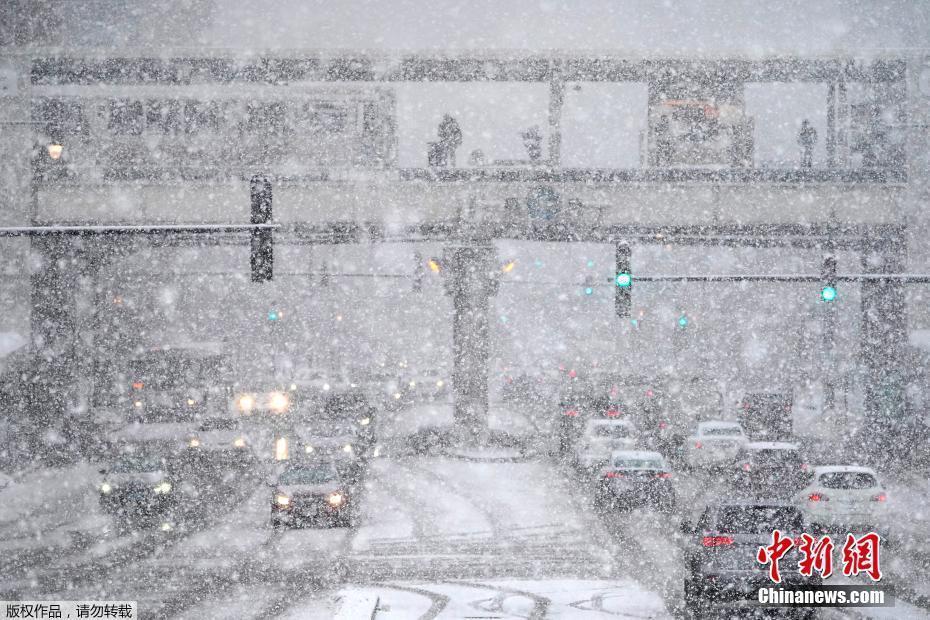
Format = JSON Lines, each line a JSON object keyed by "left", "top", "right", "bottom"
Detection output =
{"left": 269, "top": 392, "right": 290, "bottom": 412}
{"left": 359, "top": 417, "right": 371, "bottom": 426}
{"left": 153, "top": 481, "right": 172, "bottom": 495}
{"left": 436, "top": 380, "right": 445, "bottom": 388}
{"left": 275, "top": 494, "right": 290, "bottom": 507}
{"left": 133, "top": 400, "right": 143, "bottom": 408}
{"left": 372, "top": 446, "right": 382, "bottom": 458}
{"left": 187, "top": 398, "right": 196, "bottom": 406}
{"left": 189, "top": 438, "right": 201, "bottom": 448}
{"left": 327, "top": 492, "right": 345, "bottom": 507}
{"left": 233, "top": 437, "right": 246, "bottom": 448}
{"left": 393, "top": 392, "right": 401, "bottom": 400}
{"left": 275, "top": 437, "right": 289, "bottom": 461}
{"left": 343, "top": 444, "right": 354, "bottom": 454}
{"left": 304, "top": 445, "right": 314, "bottom": 454}
{"left": 322, "top": 383, "right": 331, "bottom": 391}
{"left": 100, "top": 482, "right": 112, "bottom": 494}
{"left": 237, "top": 394, "right": 255, "bottom": 412}
{"left": 409, "top": 381, "right": 416, "bottom": 388}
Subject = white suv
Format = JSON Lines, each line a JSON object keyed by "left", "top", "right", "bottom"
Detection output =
{"left": 796, "top": 465, "right": 888, "bottom": 536}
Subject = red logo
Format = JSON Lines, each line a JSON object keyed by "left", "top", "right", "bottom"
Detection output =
{"left": 757, "top": 530, "right": 795, "bottom": 583}
{"left": 841, "top": 532, "right": 883, "bottom": 581}
{"left": 797, "top": 533, "right": 835, "bottom": 579}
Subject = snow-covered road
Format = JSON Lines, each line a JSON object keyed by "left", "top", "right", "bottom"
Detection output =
{"left": 1, "top": 402, "right": 928, "bottom": 619}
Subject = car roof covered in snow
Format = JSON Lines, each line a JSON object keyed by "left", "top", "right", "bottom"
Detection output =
{"left": 698, "top": 420, "right": 743, "bottom": 429}
{"left": 587, "top": 418, "right": 635, "bottom": 428}
{"left": 812, "top": 465, "right": 878, "bottom": 475}
{"left": 610, "top": 449, "right": 664, "bottom": 461}
{"left": 745, "top": 441, "right": 799, "bottom": 451}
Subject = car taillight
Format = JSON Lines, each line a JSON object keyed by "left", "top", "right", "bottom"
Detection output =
{"left": 658, "top": 421, "right": 668, "bottom": 429}
{"left": 871, "top": 493, "right": 887, "bottom": 502}
{"left": 702, "top": 536, "right": 734, "bottom": 547}
{"left": 605, "top": 409, "right": 621, "bottom": 417}
{"left": 656, "top": 472, "right": 672, "bottom": 479}
{"left": 808, "top": 493, "right": 828, "bottom": 502}
{"left": 604, "top": 471, "right": 624, "bottom": 479}
{"left": 694, "top": 441, "right": 703, "bottom": 449}
{"left": 564, "top": 409, "right": 579, "bottom": 417}
{"left": 742, "top": 462, "right": 751, "bottom": 471}
{"left": 800, "top": 463, "right": 809, "bottom": 471}
{"left": 132, "top": 381, "right": 144, "bottom": 390}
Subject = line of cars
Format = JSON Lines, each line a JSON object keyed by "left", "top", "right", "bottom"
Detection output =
{"left": 562, "top": 396, "right": 892, "bottom": 615}
{"left": 97, "top": 387, "right": 379, "bottom": 532}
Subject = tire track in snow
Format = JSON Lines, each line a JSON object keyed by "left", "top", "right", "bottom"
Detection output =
{"left": 445, "top": 579, "right": 550, "bottom": 620}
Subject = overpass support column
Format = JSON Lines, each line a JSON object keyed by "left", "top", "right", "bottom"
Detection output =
{"left": 28, "top": 236, "right": 80, "bottom": 447}
{"left": 859, "top": 229, "right": 907, "bottom": 454}
{"left": 444, "top": 244, "right": 498, "bottom": 437}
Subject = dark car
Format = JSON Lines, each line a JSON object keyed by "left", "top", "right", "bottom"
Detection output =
{"left": 594, "top": 450, "right": 676, "bottom": 513}
{"left": 682, "top": 501, "right": 819, "bottom": 617}
{"left": 321, "top": 391, "right": 376, "bottom": 449}
{"left": 730, "top": 441, "right": 809, "bottom": 498}
{"left": 98, "top": 452, "right": 185, "bottom": 526}
{"left": 270, "top": 461, "right": 354, "bottom": 528}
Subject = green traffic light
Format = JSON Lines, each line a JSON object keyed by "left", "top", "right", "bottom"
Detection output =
{"left": 615, "top": 273, "right": 632, "bottom": 288}
{"left": 821, "top": 286, "right": 837, "bottom": 302}
{"left": 584, "top": 286, "right": 594, "bottom": 296}
{"left": 268, "top": 310, "right": 280, "bottom": 321}
{"left": 678, "top": 314, "right": 689, "bottom": 328}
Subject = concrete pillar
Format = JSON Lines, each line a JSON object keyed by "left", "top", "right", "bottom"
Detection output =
{"left": 859, "top": 230, "right": 908, "bottom": 453}
{"left": 444, "top": 244, "right": 497, "bottom": 436}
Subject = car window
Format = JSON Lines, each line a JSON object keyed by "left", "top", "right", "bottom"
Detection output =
{"left": 278, "top": 465, "right": 339, "bottom": 485}
{"left": 199, "top": 418, "right": 240, "bottom": 431}
{"left": 110, "top": 455, "right": 163, "bottom": 473}
{"left": 703, "top": 427, "right": 741, "bottom": 436}
{"left": 593, "top": 425, "right": 630, "bottom": 438}
{"left": 752, "top": 449, "right": 801, "bottom": 467}
{"left": 716, "top": 506, "right": 803, "bottom": 534}
{"left": 819, "top": 472, "right": 877, "bottom": 490}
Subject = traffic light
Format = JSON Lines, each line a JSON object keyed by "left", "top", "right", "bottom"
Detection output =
{"left": 678, "top": 313, "right": 689, "bottom": 329}
{"left": 250, "top": 175, "right": 273, "bottom": 282}
{"left": 615, "top": 242, "right": 632, "bottom": 318}
{"left": 821, "top": 254, "right": 837, "bottom": 302}
{"left": 583, "top": 276, "right": 595, "bottom": 296}
{"left": 267, "top": 310, "right": 281, "bottom": 321}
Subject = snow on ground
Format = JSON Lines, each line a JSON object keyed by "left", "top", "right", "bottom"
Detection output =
{"left": 329, "top": 579, "right": 669, "bottom": 619}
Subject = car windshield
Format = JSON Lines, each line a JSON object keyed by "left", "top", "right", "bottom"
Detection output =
{"left": 819, "top": 472, "right": 878, "bottom": 490}
{"left": 716, "top": 506, "right": 803, "bottom": 534}
{"left": 109, "top": 455, "right": 164, "bottom": 473}
{"left": 278, "top": 465, "right": 339, "bottom": 485}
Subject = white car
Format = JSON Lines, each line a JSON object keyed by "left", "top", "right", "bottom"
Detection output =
{"left": 796, "top": 465, "right": 889, "bottom": 535}
{"left": 683, "top": 420, "right": 748, "bottom": 468}
{"left": 574, "top": 419, "right": 637, "bottom": 470}
{"left": 185, "top": 417, "right": 257, "bottom": 462}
